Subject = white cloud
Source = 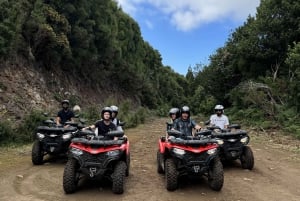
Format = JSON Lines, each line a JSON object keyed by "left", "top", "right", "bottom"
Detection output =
{"left": 115, "top": 0, "right": 260, "bottom": 31}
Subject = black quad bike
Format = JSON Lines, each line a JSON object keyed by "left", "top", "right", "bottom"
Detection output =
{"left": 31, "top": 118, "right": 84, "bottom": 165}
{"left": 157, "top": 130, "right": 224, "bottom": 191}
{"left": 63, "top": 129, "right": 130, "bottom": 194}
{"left": 207, "top": 124, "right": 254, "bottom": 170}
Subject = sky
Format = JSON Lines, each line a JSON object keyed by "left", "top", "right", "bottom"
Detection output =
{"left": 115, "top": 0, "right": 261, "bottom": 75}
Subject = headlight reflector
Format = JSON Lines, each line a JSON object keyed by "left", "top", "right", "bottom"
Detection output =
{"left": 173, "top": 148, "right": 185, "bottom": 155}
{"left": 207, "top": 148, "right": 217, "bottom": 155}
{"left": 37, "top": 133, "right": 45, "bottom": 139}
{"left": 106, "top": 150, "right": 120, "bottom": 156}
{"left": 240, "top": 136, "right": 249, "bottom": 144}
{"left": 63, "top": 133, "right": 72, "bottom": 140}
{"left": 70, "top": 147, "right": 83, "bottom": 156}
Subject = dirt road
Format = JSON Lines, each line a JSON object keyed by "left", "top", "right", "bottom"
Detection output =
{"left": 0, "top": 118, "right": 299, "bottom": 201}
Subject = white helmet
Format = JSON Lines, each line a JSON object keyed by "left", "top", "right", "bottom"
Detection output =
{"left": 214, "top": 105, "right": 224, "bottom": 114}
{"left": 73, "top": 105, "right": 81, "bottom": 112}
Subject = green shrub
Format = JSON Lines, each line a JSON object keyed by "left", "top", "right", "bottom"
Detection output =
{"left": 0, "top": 121, "right": 14, "bottom": 144}
{"left": 15, "top": 110, "right": 46, "bottom": 143}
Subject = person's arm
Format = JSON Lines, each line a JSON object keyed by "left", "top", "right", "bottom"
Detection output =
{"left": 82, "top": 125, "right": 95, "bottom": 130}
{"left": 224, "top": 116, "right": 229, "bottom": 129}
{"left": 191, "top": 119, "right": 201, "bottom": 130}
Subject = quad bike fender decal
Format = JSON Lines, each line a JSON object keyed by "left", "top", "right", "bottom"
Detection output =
{"left": 158, "top": 139, "right": 166, "bottom": 153}
{"left": 165, "top": 143, "right": 218, "bottom": 154}
{"left": 70, "top": 143, "right": 127, "bottom": 154}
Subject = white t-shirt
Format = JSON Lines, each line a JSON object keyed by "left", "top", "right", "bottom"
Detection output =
{"left": 209, "top": 114, "right": 229, "bottom": 129}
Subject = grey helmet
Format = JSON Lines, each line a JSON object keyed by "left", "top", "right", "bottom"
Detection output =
{"left": 169, "top": 108, "right": 180, "bottom": 118}
{"left": 180, "top": 106, "right": 190, "bottom": 117}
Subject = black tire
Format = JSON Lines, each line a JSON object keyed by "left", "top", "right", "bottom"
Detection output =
{"left": 240, "top": 146, "right": 254, "bottom": 170}
{"left": 208, "top": 157, "right": 224, "bottom": 191}
{"left": 112, "top": 161, "right": 127, "bottom": 194}
{"left": 126, "top": 153, "right": 130, "bottom": 177}
{"left": 165, "top": 158, "right": 178, "bottom": 191}
{"left": 63, "top": 159, "right": 79, "bottom": 194}
{"left": 31, "top": 140, "right": 44, "bottom": 165}
{"left": 157, "top": 150, "right": 164, "bottom": 174}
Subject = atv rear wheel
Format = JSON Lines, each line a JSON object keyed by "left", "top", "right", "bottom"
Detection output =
{"left": 31, "top": 140, "right": 44, "bottom": 165}
{"left": 157, "top": 150, "right": 164, "bottom": 174}
{"left": 63, "top": 159, "right": 79, "bottom": 194}
{"left": 240, "top": 146, "right": 254, "bottom": 170}
{"left": 208, "top": 157, "right": 224, "bottom": 191}
{"left": 112, "top": 161, "right": 127, "bottom": 194}
{"left": 165, "top": 158, "right": 178, "bottom": 191}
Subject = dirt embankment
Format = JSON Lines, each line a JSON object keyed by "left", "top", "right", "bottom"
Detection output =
{"left": 0, "top": 117, "right": 299, "bottom": 201}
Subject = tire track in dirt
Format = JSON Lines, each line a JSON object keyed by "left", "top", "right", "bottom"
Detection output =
{"left": 0, "top": 117, "right": 299, "bottom": 201}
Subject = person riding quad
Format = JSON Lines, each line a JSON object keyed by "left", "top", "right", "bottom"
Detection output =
{"left": 83, "top": 107, "right": 117, "bottom": 139}
{"left": 166, "top": 107, "right": 180, "bottom": 130}
{"left": 209, "top": 105, "right": 229, "bottom": 129}
{"left": 172, "top": 106, "right": 201, "bottom": 136}
{"left": 56, "top": 100, "right": 75, "bottom": 126}
{"left": 110, "top": 105, "right": 123, "bottom": 132}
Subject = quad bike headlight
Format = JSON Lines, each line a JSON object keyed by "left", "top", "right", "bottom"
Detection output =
{"left": 172, "top": 148, "right": 185, "bottom": 156}
{"left": 207, "top": 148, "right": 217, "bottom": 155}
{"left": 240, "top": 136, "right": 249, "bottom": 144}
{"left": 62, "top": 133, "right": 72, "bottom": 140}
{"left": 70, "top": 147, "right": 83, "bottom": 156}
{"left": 216, "top": 139, "right": 224, "bottom": 145}
{"left": 36, "top": 133, "right": 45, "bottom": 139}
{"left": 106, "top": 150, "right": 120, "bottom": 156}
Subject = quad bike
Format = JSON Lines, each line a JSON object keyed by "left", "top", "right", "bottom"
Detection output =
{"left": 207, "top": 124, "right": 254, "bottom": 170}
{"left": 157, "top": 130, "right": 224, "bottom": 191}
{"left": 31, "top": 117, "right": 85, "bottom": 165}
{"left": 63, "top": 129, "right": 130, "bottom": 194}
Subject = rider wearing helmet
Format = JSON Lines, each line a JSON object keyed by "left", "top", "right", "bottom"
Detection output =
{"left": 209, "top": 105, "right": 229, "bottom": 129}
{"left": 166, "top": 107, "right": 180, "bottom": 130}
{"left": 83, "top": 107, "right": 117, "bottom": 138}
{"left": 56, "top": 99, "right": 75, "bottom": 125}
{"left": 110, "top": 105, "right": 123, "bottom": 132}
{"left": 172, "top": 106, "right": 201, "bottom": 136}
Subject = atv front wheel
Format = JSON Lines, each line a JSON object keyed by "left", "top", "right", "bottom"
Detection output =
{"left": 165, "top": 158, "right": 178, "bottom": 191}
{"left": 126, "top": 153, "right": 130, "bottom": 177}
{"left": 31, "top": 140, "right": 44, "bottom": 165}
{"left": 208, "top": 157, "right": 224, "bottom": 191}
{"left": 112, "top": 161, "right": 127, "bottom": 194}
{"left": 240, "top": 146, "right": 254, "bottom": 170}
{"left": 63, "top": 159, "right": 79, "bottom": 194}
{"left": 157, "top": 150, "right": 164, "bottom": 174}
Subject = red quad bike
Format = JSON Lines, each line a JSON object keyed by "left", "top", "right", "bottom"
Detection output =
{"left": 31, "top": 119, "right": 82, "bottom": 165}
{"left": 63, "top": 129, "right": 130, "bottom": 194}
{"left": 207, "top": 124, "right": 254, "bottom": 170}
{"left": 157, "top": 130, "right": 224, "bottom": 191}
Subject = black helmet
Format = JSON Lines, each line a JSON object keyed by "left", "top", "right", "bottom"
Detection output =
{"left": 169, "top": 108, "right": 179, "bottom": 118}
{"left": 101, "top": 106, "right": 112, "bottom": 119}
{"left": 61, "top": 99, "right": 70, "bottom": 105}
{"left": 180, "top": 106, "right": 190, "bottom": 117}
{"left": 61, "top": 100, "right": 70, "bottom": 109}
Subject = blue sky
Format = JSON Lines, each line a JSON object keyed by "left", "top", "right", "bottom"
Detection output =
{"left": 115, "top": 0, "right": 261, "bottom": 75}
